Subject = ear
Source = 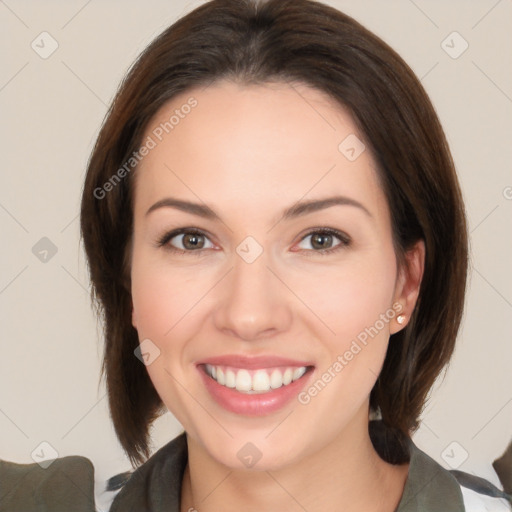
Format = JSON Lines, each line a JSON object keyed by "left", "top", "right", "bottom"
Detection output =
{"left": 390, "top": 240, "right": 425, "bottom": 335}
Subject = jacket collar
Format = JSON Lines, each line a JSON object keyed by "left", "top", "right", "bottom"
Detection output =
{"left": 396, "top": 436, "right": 465, "bottom": 512}
{"left": 111, "top": 430, "right": 465, "bottom": 512}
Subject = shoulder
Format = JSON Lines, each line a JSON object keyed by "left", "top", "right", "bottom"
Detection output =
{"left": 0, "top": 454, "right": 96, "bottom": 511}
{"left": 108, "top": 431, "right": 188, "bottom": 512}
{"left": 398, "top": 437, "right": 511, "bottom": 512}
{"left": 397, "top": 438, "right": 466, "bottom": 512}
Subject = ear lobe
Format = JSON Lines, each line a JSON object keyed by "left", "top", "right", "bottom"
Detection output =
{"left": 392, "top": 240, "right": 425, "bottom": 333}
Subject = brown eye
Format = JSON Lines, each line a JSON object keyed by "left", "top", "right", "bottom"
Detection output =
{"left": 158, "top": 228, "right": 214, "bottom": 253}
{"left": 310, "top": 232, "right": 335, "bottom": 250}
{"left": 180, "top": 232, "right": 206, "bottom": 250}
{"left": 296, "top": 229, "right": 350, "bottom": 254}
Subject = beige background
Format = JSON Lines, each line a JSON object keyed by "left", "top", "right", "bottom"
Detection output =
{"left": 1, "top": 0, "right": 511, "bottom": 492}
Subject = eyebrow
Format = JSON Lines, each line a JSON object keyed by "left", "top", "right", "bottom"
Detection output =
{"left": 145, "top": 195, "right": 372, "bottom": 222}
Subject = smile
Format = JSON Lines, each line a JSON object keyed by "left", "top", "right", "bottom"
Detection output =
{"left": 204, "top": 364, "right": 308, "bottom": 394}
{"left": 197, "top": 356, "right": 315, "bottom": 416}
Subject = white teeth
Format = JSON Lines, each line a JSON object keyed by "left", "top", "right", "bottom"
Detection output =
{"left": 270, "top": 369, "right": 283, "bottom": 389}
{"left": 252, "top": 370, "right": 270, "bottom": 391}
{"left": 235, "top": 369, "right": 252, "bottom": 392}
{"left": 225, "top": 369, "right": 236, "bottom": 388}
{"left": 205, "top": 364, "right": 309, "bottom": 394}
{"left": 283, "top": 368, "right": 293, "bottom": 385}
{"left": 293, "top": 367, "right": 306, "bottom": 380}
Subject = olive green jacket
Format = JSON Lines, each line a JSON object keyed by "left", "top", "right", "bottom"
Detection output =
{"left": 109, "top": 433, "right": 465, "bottom": 512}
{"left": 3, "top": 430, "right": 510, "bottom": 511}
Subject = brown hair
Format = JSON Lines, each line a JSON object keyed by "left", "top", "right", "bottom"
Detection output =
{"left": 80, "top": 0, "right": 468, "bottom": 467}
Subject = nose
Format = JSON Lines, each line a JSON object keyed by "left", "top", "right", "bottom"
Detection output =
{"left": 213, "top": 248, "right": 292, "bottom": 342}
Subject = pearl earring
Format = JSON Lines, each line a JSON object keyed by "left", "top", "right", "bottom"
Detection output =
{"left": 396, "top": 314, "right": 406, "bottom": 325}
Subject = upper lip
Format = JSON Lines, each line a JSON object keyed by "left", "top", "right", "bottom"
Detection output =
{"left": 198, "top": 354, "right": 314, "bottom": 369}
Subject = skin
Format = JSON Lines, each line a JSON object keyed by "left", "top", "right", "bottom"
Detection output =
{"left": 130, "top": 80, "right": 425, "bottom": 512}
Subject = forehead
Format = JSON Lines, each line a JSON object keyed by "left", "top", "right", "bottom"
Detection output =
{"left": 133, "top": 80, "right": 387, "bottom": 222}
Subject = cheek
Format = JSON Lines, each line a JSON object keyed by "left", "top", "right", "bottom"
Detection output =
{"left": 291, "top": 250, "right": 397, "bottom": 409}
{"left": 130, "top": 254, "right": 206, "bottom": 424}
{"left": 131, "top": 254, "right": 206, "bottom": 341}
{"left": 292, "top": 256, "right": 397, "bottom": 426}
{"left": 291, "top": 251, "right": 397, "bottom": 343}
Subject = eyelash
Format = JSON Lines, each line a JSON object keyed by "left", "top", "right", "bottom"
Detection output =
{"left": 156, "top": 227, "right": 351, "bottom": 256}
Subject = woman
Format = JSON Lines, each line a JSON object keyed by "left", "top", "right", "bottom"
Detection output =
{"left": 81, "top": 0, "right": 470, "bottom": 510}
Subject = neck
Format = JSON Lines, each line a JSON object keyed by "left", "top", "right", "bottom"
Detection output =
{"left": 181, "top": 407, "right": 409, "bottom": 512}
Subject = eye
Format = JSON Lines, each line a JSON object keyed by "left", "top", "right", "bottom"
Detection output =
{"left": 295, "top": 228, "right": 350, "bottom": 254}
{"left": 157, "top": 228, "right": 215, "bottom": 254}
{"left": 156, "top": 227, "right": 351, "bottom": 256}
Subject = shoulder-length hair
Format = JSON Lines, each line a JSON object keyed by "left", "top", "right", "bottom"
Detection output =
{"left": 80, "top": 0, "right": 468, "bottom": 467}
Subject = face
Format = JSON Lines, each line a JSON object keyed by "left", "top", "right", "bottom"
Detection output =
{"left": 130, "top": 80, "right": 423, "bottom": 470}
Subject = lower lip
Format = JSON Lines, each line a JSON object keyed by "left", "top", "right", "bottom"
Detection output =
{"left": 198, "top": 365, "right": 313, "bottom": 416}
